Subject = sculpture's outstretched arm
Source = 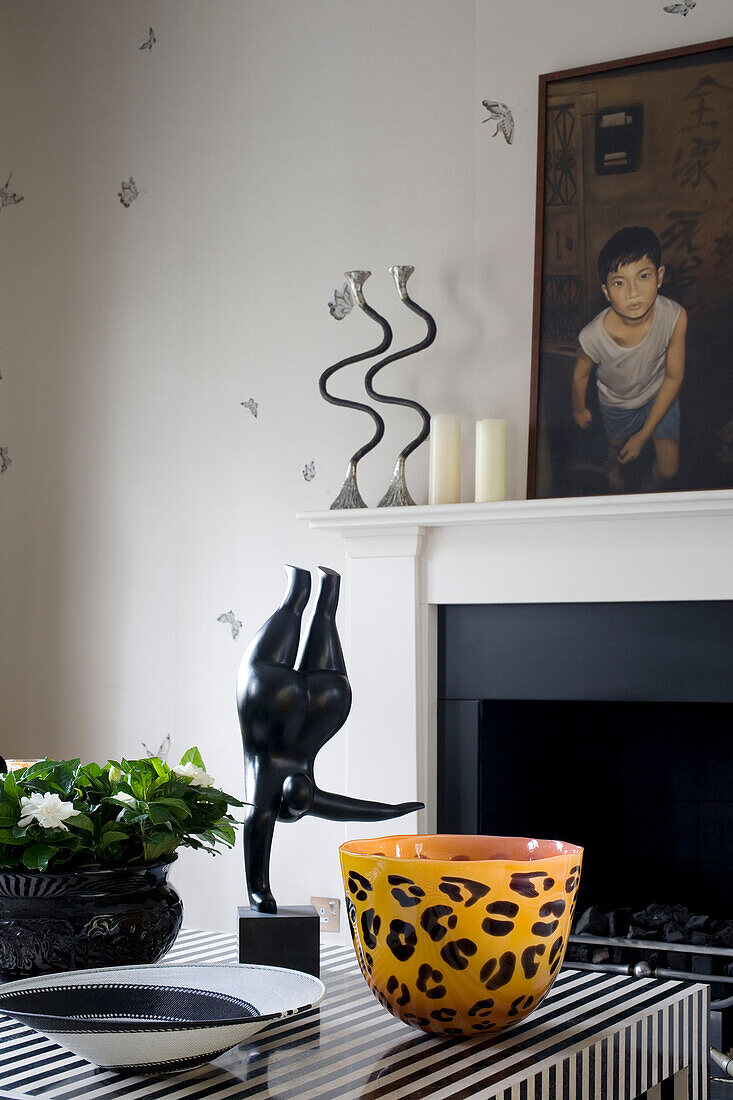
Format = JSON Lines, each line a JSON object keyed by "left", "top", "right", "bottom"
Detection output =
{"left": 307, "top": 786, "right": 423, "bottom": 822}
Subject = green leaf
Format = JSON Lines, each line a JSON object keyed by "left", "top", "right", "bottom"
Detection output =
{"left": 20, "top": 759, "right": 54, "bottom": 780}
{"left": 147, "top": 774, "right": 171, "bottom": 796}
{"left": 69, "top": 813, "right": 95, "bottom": 833}
{"left": 211, "top": 823, "right": 236, "bottom": 846}
{"left": 191, "top": 788, "right": 227, "bottom": 807}
{"left": 147, "top": 827, "right": 174, "bottom": 843}
{"left": 21, "top": 843, "right": 54, "bottom": 871}
{"left": 142, "top": 837, "right": 178, "bottom": 862}
{"left": 153, "top": 797, "right": 192, "bottom": 818}
{"left": 101, "top": 830, "right": 129, "bottom": 847}
{"left": 149, "top": 758, "right": 169, "bottom": 780}
{"left": 0, "top": 830, "right": 29, "bottom": 845}
{"left": 3, "top": 772, "right": 20, "bottom": 808}
{"left": 180, "top": 746, "right": 205, "bottom": 769}
{"left": 38, "top": 779, "right": 67, "bottom": 796}
{"left": 47, "top": 760, "right": 80, "bottom": 797}
{"left": 148, "top": 804, "right": 175, "bottom": 826}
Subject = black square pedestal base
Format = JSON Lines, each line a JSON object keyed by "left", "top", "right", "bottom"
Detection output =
{"left": 237, "top": 905, "right": 320, "bottom": 977}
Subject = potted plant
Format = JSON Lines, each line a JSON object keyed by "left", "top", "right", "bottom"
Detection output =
{"left": 0, "top": 748, "right": 242, "bottom": 979}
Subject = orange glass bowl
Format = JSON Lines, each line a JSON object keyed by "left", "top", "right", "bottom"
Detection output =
{"left": 339, "top": 834, "right": 583, "bottom": 1036}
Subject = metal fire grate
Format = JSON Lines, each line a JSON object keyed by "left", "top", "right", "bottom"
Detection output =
{"left": 569, "top": 931, "right": 733, "bottom": 1093}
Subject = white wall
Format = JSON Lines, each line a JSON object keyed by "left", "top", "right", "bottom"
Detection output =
{"left": 0, "top": 0, "right": 729, "bottom": 933}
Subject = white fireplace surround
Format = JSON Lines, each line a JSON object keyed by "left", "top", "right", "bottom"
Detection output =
{"left": 300, "top": 490, "right": 733, "bottom": 844}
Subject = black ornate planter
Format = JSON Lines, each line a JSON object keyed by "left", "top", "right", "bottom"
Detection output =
{"left": 0, "top": 860, "right": 183, "bottom": 980}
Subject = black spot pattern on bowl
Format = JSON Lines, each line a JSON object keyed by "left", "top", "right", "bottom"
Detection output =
{"left": 438, "top": 877, "right": 490, "bottom": 907}
{"left": 415, "top": 963, "right": 446, "bottom": 999}
{"left": 386, "top": 919, "right": 417, "bottom": 962}
{"left": 440, "top": 938, "right": 478, "bottom": 971}
{"left": 419, "top": 905, "right": 456, "bottom": 942}
{"left": 480, "top": 950, "right": 516, "bottom": 990}
{"left": 520, "top": 942, "right": 546, "bottom": 979}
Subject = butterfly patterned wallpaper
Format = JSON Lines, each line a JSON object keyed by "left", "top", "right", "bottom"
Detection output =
{"left": 0, "top": 0, "right": 729, "bottom": 933}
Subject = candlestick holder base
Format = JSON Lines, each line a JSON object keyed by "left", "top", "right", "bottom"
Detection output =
{"left": 378, "top": 457, "right": 415, "bottom": 507}
{"left": 330, "top": 461, "right": 368, "bottom": 510}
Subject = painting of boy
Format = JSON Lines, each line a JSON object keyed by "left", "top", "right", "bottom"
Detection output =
{"left": 529, "top": 38, "right": 732, "bottom": 499}
{"left": 572, "top": 227, "right": 687, "bottom": 493}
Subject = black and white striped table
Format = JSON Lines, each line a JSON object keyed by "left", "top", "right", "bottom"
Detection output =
{"left": 0, "top": 929, "right": 708, "bottom": 1100}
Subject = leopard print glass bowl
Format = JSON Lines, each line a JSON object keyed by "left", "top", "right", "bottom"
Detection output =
{"left": 339, "top": 833, "right": 583, "bottom": 1036}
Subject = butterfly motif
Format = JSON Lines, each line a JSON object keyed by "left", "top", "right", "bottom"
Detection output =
{"left": 141, "top": 733, "right": 171, "bottom": 761}
{"left": 663, "top": 0, "right": 696, "bottom": 13}
{"left": 241, "top": 398, "right": 259, "bottom": 418}
{"left": 303, "top": 460, "right": 316, "bottom": 482}
{"left": 217, "top": 610, "right": 243, "bottom": 640}
{"left": 139, "top": 27, "right": 157, "bottom": 49}
{"left": 0, "top": 447, "right": 11, "bottom": 474}
{"left": 328, "top": 283, "right": 353, "bottom": 320}
{"left": 118, "top": 177, "right": 139, "bottom": 208}
{"left": 481, "top": 100, "right": 515, "bottom": 145}
{"left": 0, "top": 173, "right": 24, "bottom": 210}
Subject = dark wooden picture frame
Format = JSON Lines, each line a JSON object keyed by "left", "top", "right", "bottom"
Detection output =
{"left": 528, "top": 37, "right": 733, "bottom": 499}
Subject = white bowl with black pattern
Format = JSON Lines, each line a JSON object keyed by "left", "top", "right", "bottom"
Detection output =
{"left": 0, "top": 962, "right": 325, "bottom": 1073}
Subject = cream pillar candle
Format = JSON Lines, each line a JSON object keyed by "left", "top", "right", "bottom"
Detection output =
{"left": 475, "top": 419, "right": 507, "bottom": 502}
{"left": 428, "top": 415, "right": 461, "bottom": 505}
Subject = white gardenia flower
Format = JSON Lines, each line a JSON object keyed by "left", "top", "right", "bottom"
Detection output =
{"left": 18, "top": 792, "right": 80, "bottom": 831}
{"left": 112, "top": 791, "right": 138, "bottom": 821}
{"left": 112, "top": 792, "right": 137, "bottom": 806}
{"left": 172, "top": 761, "right": 215, "bottom": 788}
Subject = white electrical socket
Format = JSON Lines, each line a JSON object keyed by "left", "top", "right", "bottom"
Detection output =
{"left": 311, "top": 896, "right": 341, "bottom": 932}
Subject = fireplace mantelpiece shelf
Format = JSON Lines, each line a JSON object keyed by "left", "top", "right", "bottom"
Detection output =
{"left": 299, "top": 487, "right": 733, "bottom": 534}
{"left": 297, "top": 488, "right": 733, "bottom": 850}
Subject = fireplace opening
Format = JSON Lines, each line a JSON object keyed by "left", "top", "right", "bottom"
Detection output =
{"left": 477, "top": 699, "right": 731, "bottom": 915}
{"left": 437, "top": 600, "right": 733, "bottom": 918}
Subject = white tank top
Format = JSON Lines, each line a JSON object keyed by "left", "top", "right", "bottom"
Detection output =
{"left": 578, "top": 296, "right": 682, "bottom": 409}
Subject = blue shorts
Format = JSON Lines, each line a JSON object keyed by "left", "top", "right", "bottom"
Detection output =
{"left": 599, "top": 397, "right": 680, "bottom": 442}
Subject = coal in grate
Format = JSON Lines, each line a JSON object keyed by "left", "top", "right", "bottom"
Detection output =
{"left": 568, "top": 902, "right": 733, "bottom": 979}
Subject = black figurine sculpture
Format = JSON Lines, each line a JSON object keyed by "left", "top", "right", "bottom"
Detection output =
{"left": 237, "top": 564, "right": 422, "bottom": 916}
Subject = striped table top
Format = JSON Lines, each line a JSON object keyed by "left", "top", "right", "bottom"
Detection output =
{"left": 0, "top": 929, "right": 708, "bottom": 1100}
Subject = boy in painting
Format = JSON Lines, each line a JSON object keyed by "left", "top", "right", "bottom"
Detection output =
{"left": 572, "top": 226, "right": 687, "bottom": 492}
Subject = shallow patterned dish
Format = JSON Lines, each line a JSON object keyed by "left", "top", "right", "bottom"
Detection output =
{"left": 340, "top": 833, "right": 583, "bottom": 1036}
{"left": 0, "top": 963, "right": 325, "bottom": 1073}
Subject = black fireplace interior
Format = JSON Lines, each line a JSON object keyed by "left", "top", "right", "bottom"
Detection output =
{"left": 437, "top": 600, "right": 733, "bottom": 918}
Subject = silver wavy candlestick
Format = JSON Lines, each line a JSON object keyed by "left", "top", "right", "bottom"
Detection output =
{"left": 365, "top": 266, "right": 435, "bottom": 507}
{"left": 319, "top": 271, "right": 393, "bottom": 509}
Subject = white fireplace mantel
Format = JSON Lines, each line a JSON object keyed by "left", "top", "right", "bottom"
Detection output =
{"left": 298, "top": 489, "right": 733, "bottom": 836}
{"left": 301, "top": 488, "right": 733, "bottom": 533}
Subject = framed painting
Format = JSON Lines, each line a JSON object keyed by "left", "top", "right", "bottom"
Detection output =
{"left": 528, "top": 36, "right": 733, "bottom": 499}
